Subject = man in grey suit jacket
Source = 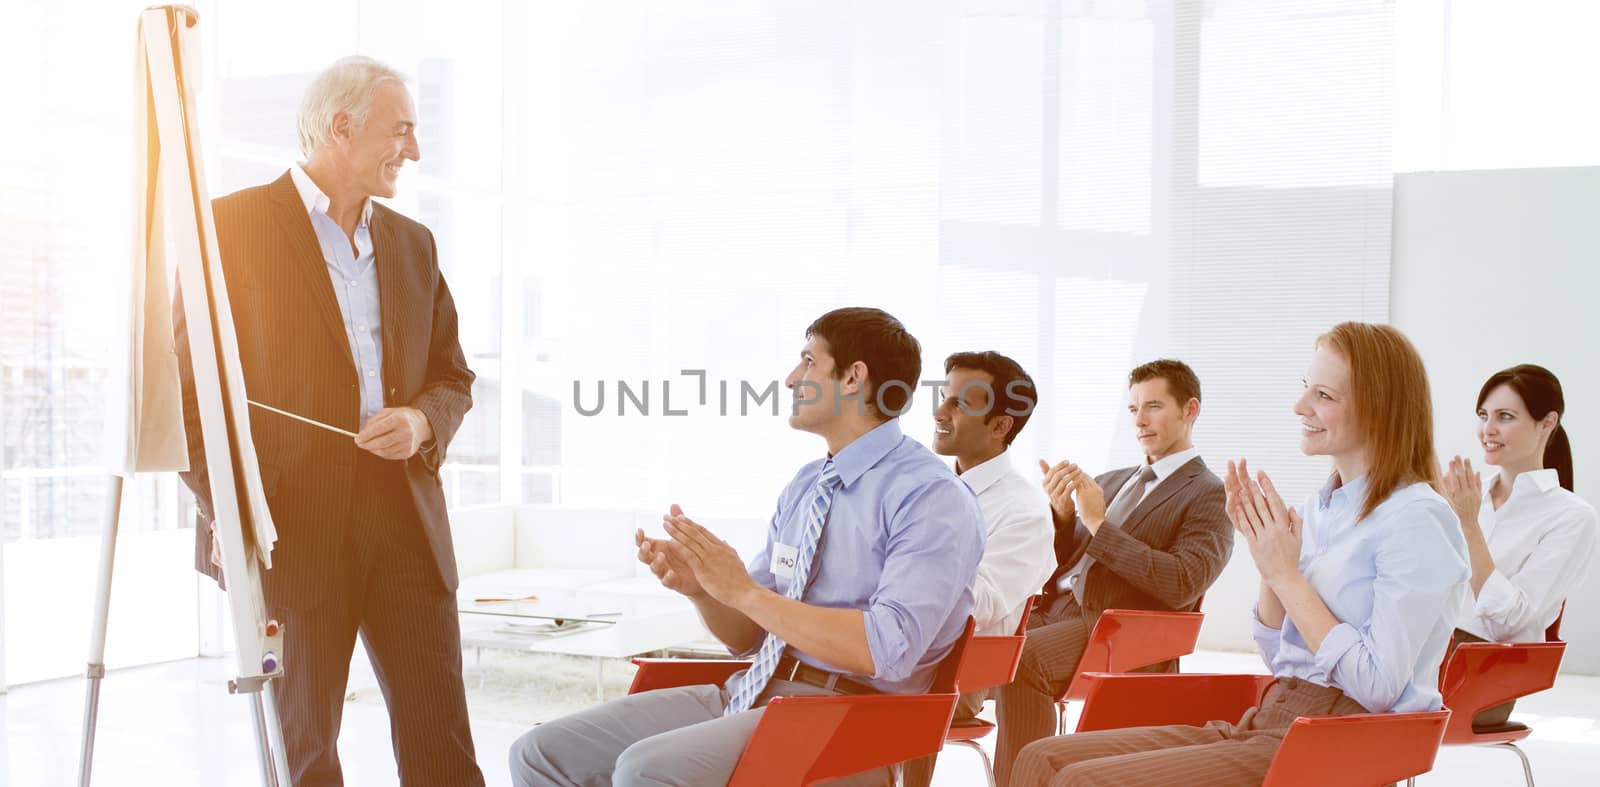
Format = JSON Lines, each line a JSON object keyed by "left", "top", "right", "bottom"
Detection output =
{"left": 993, "top": 359, "right": 1232, "bottom": 786}
{"left": 176, "top": 57, "right": 483, "bottom": 786}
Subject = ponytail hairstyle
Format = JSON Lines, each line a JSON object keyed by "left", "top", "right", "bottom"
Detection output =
{"left": 1477, "top": 364, "right": 1573, "bottom": 491}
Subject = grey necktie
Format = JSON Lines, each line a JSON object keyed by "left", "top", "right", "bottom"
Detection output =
{"left": 1067, "top": 464, "right": 1158, "bottom": 601}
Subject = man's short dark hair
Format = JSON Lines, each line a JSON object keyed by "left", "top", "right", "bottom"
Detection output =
{"left": 806, "top": 307, "right": 922, "bottom": 419}
{"left": 944, "top": 351, "right": 1037, "bottom": 446}
{"left": 1128, "top": 358, "right": 1201, "bottom": 406}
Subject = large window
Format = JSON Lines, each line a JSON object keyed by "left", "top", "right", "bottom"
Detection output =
{"left": 502, "top": 0, "right": 1397, "bottom": 518}
{"left": 7, "top": 0, "right": 1594, "bottom": 684}
{"left": 1, "top": 1, "right": 204, "bottom": 685}
{"left": 201, "top": 0, "right": 510, "bottom": 508}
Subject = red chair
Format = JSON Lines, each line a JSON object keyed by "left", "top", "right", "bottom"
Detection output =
{"left": 1075, "top": 672, "right": 1452, "bottom": 787}
{"left": 1055, "top": 607, "right": 1206, "bottom": 733}
{"left": 1423, "top": 619, "right": 1567, "bottom": 787}
{"left": 1545, "top": 601, "right": 1565, "bottom": 641}
{"left": 626, "top": 658, "right": 749, "bottom": 695}
{"left": 627, "top": 618, "right": 974, "bottom": 787}
{"left": 937, "top": 596, "right": 1036, "bottom": 786}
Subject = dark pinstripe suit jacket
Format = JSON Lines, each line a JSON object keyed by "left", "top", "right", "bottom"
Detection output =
{"left": 176, "top": 171, "right": 475, "bottom": 609}
{"left": 1040, "top": 456, "right": 1232, "bottom": 616}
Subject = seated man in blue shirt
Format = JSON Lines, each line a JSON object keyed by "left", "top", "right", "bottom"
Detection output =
{"left": 508, "top": 307, "right": 986, "bottom": 786}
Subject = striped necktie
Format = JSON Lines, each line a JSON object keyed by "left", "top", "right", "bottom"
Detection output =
{"left": 724, "top": 459, "right": 843, "bottom": 715}
{"left": 1068, "top": 464, "right": 1157, "bottom": 601}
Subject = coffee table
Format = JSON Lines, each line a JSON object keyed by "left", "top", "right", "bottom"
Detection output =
{"left": 456, "top": 570, "right": 706, "bottom": 699}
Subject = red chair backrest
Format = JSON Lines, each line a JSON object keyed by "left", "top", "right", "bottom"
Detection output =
{"left": 731, "top": 692, "right": 959, "bottom": 786}
{"left": 1074, "top": 673, "right": 1270, "bottom": 733}
{"left": 627, "top": 659, "right": 749, "bottom": 695}
{"left": 953, "top": 596, "right": 1036, "bottom": 695}
{"left": 1439, "top": 641, "right": 1566, "bottom": 742}
{"left": 1013, "top": 594, "right": 1038, "bottom": 637}
{"left": 1071, "top": 673, "right": 1450, "bottom": 787}
{"left": 929, "top": 616, "right": 978, "bottom": 694}
{"left": 1546, "top": 600, "right": 1566, "bottom": 642}
{"left": 1063, "top": 608, "right": 1204, "bottom": 701}
{"left": 1263, "top": 710, "right": 1451, "bottom": 787}
{"left": 728, "top": 616, "right": 975, "bottom": 786}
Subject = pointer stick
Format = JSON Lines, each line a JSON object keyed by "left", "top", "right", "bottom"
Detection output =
{"left": 247, "top": 399, "right": 358, "bottom": 439}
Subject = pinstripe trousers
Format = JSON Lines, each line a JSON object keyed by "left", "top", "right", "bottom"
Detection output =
{"left": 272, "top": 450, "right": 485, "bottom": 787}
{"left": 993, "top": 596, "right": 1094, "bottom": 786}
{"left": 1012, "top": 677, "right": 1371, "bottom": 787}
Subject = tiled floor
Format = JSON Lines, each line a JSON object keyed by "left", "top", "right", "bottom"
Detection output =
{"left": 5, "top": 649, "right": 1597, "bottom": 786}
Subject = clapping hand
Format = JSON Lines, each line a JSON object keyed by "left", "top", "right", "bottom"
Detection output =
{"left": 1440, "top": 455, "right": 1483, "bottom": 529}
{"left": 1225, "top": 458, "right": 1304, "bottom": 585}
{"left": 1040, "top": 459, "right": 1109, "bottom": 532}
{"left": 636, "top": 505, "right": 706, "bottom": 598}
{"left": 663, "top": 505, "right": 758, "bottom": 607}
{"left": 1039, "top": 460, "right": 1077, "bottom": 524}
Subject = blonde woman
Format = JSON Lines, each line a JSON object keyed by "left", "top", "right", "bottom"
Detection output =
{"left": 1011, "top": 322, "right": 1470, "bottom": 787}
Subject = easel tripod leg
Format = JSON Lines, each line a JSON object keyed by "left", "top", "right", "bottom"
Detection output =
{"left": 264, "top": 679, "right": 292, "bottom": 781}
{"left": 78, "top": 475, "right": 124, "bottom": 787}
{"left": 248, "top": 689, "right": 283, "bottom": 787}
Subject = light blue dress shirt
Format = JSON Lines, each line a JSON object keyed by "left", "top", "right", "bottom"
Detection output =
{"left": 289, "top": 165, "right": 385, "bottom": 426}
{"left": 1253, "top": 475, "right": 1470, "bottom": 713}
{"left": 744, "top": 419, "right": 986, "bottom": 694}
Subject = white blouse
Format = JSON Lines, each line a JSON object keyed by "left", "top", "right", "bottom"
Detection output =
{"left": 1253, "top": 477, "right": 1469, "bottom": 713}
{"left": 1458, "top": 469, "right": 1599, "bottom": 643}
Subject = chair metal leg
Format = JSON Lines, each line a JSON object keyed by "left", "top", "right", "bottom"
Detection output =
{"left": 1056, "top": 700, "right": 1068, "bottom": 736}
{"left": 947, "top": 740, "right": 998, "bottom": 787}
{"left": 1493, "top": 742, "right": 1535, "bottom": 787}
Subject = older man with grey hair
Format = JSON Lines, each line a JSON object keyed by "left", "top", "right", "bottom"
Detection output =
{"left": 175, "top": 55, "right": 483, "bottom": 785}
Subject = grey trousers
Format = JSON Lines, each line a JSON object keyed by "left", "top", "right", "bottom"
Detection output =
{"left": 508, "top": 676, "right": 895, "bottom": 787}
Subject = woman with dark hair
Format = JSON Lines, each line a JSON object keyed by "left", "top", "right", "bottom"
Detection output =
{"left": 1009, "top": 323, "right": 1470, "bottom": 786}
{"left": 1440, "top": 364, "right": 1598, "bottom": 727}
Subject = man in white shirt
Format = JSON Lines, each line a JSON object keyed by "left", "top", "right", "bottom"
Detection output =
{"left": 904, "top": 351, "right": 1054, "bottom": 787}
